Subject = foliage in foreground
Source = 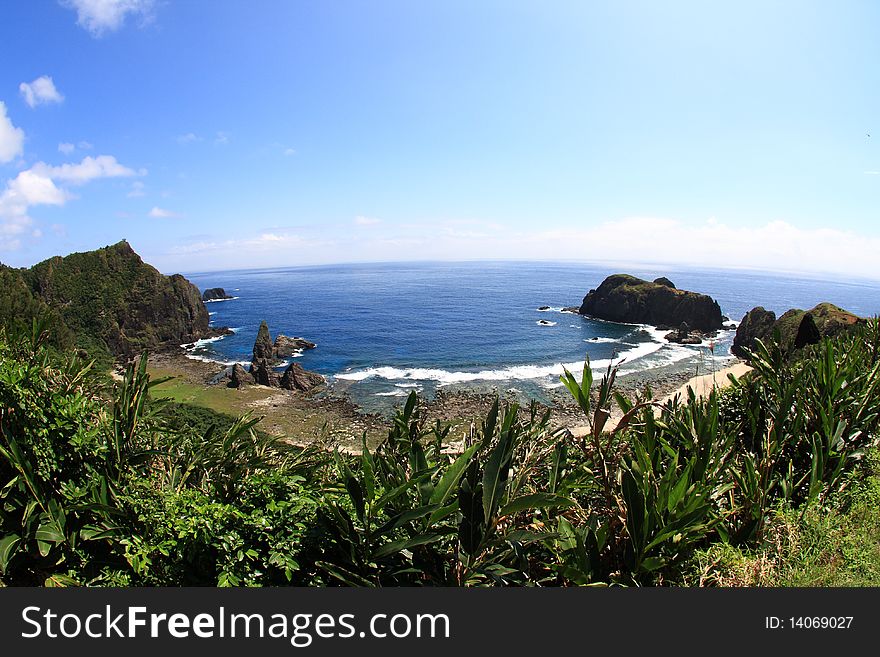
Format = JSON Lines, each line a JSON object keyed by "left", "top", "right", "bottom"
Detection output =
{"left": 1, "top": 317, "right": 879, "bottom": 586}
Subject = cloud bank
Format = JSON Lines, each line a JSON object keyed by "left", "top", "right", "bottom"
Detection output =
{"left": 153, "top": 216, "right": 880, "bottom": 280}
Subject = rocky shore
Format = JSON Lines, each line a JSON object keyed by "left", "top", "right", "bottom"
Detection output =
{"left": 146, "top": 337, "right": 739, "bottom": 454}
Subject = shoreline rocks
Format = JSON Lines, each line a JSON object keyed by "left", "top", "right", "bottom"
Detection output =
{"left": 664, "top": 322, "right": 704, "bottom": 345}
{"left": 274, "top": 334, "right": 317, "bottom": 357}
{"left": 242, "top": 320, "right": 325, "bottom": 392}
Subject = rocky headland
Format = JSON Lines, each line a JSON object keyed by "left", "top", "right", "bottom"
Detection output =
{"left": 732, "top": 302, "right": 863, "bottom": 359}
{"left": 1, "top": 240, "right": 223, "bottom": 358}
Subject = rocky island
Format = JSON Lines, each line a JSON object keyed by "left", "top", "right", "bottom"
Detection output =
{"left": 576, "top": 274, "right": 724, "bottom": 336}
{"left": 202, "top": 287, "right": 235, "bottom": 301}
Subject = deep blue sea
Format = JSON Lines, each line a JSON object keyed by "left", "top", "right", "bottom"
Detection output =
{"left": 182, "top": 262, "right": 880, "bottom": 409}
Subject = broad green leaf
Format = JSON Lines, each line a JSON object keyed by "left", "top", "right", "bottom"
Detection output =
{"left": 429, "top": 444, "right": 478, "bottom": 506}
{"left": 0, "top": 534, "right": 20, "bottom": 573}
{"left": 498, "top": 492, "right": 574, "bottom": 517}
{"left": 372, "top": 533, "right": 443, "bottom": 559}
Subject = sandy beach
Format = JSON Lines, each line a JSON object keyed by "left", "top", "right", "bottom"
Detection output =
{"left": 568, "top": 360, "right": 753, "bottom": 438}
{"left": 658, "top": 361, "right": 752, "bottom": 405}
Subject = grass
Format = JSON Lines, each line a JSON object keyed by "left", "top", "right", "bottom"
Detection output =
{"left": 686, "top": 451, "right": 880, "bottom": 587}
{"left": 147, "top": 364, "right": 383, "bottom": 449}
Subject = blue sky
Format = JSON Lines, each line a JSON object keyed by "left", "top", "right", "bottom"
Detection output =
{"left": 1, "top": 0, "right": 879, "bottom": 277}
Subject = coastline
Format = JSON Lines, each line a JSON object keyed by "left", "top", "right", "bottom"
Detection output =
{"left": 145, "top": 345, "right": 746, "bottom": 452}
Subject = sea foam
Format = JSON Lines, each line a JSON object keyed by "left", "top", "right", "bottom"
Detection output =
{"left": 335, "top": 329, "right": 670, "bottom": 385}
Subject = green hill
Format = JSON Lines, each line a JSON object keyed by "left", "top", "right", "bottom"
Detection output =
{"left": 0, "top": 240, "right": 210, "bottom": 358}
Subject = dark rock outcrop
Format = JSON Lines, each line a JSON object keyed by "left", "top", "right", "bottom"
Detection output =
{"left": 280, "top": 363, "right": 325, "bottom": 392}
{"left": 248, "top": 320, "right": 322, "bottom": 392}
{"left": 537, "top": 305, "right": 551, "bottom": 311}
{"left": 664, "top": 322, "right": 703, "bottom": 345}
{"left": 794, "top": 313, "right": 821, "bottom": 349}
{"left": 731, "top": 306, "right": 777, "bottom": 358}
{"left": 653, "top": 277, "right": 676, "bottom": 288}
{"left": 203, "top": 287, "right": 233, "bottom": 301}
{"left": 733, "top": 303, "right": 862, "bottom": 359}
{"left": 274, "top": 335, "right": 317, "bottom": 357}
{"left": 252, "top": 320, "right": 275, "bottom": 361}
{"left": 228, "top": 363, "right": 254, "bottom": 388}
{"left": 577, "top": 274, "right": 724, "bottom": 332}
{"left": 251, "top": 360, "right": 280, "bottom": 387}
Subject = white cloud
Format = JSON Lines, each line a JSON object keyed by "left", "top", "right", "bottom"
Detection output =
{"left": 127, "top": 180, "right": 145, "bottom": 197}
{"left": 0, "top": 154, "right": 140, "bottom": 250}
{"left": 19, "top": 76, "right": 64, "bottom": 108}
{"left": 33, "top": 155, "right": 139, "bottom": 185}
{"left": 214, "top": 131, "right": 229, "bottom": 145}
{"left": 354, "top": 215, "right": 381, "bottom": 226}
{"left": 0, "top": 170, "right": 69, "bottom": 251}
{"left": 284, "top": 148, "right": 297, "bottom": 156}
{"left": 148, "top": 206, "right": 181, "bottom": 218}
{"left": 62, "top": 0, "right": 155, "bottom": 37}
{"left": 177, "top": 132, "right": 201, "bottom": 144}
{"left": 0, "top": 102, "right": 25, "bottom": 164}
{"left": 864, "top": 171, "right": 880, "bottom": 175}
{"left": 58, "top": 140, "right": 94, "bottom": 155}
{"left": 7, "top": 170, "right": 70, "bottom": 206}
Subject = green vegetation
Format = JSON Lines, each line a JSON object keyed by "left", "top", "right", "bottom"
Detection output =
{"left": 1, "top": 240, "right": 208, "bottom": 360}
{"left": 1, "top": 316, "right": 879, "bottom": 586}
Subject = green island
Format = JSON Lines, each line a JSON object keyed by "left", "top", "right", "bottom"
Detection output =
{"left": 1, "top": 243, "right": 878, "bottom": 587}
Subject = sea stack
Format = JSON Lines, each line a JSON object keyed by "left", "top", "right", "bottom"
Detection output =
{"left": 577, "top": 274, "right": 724, "bottom": 333}
{"left": 202, "top": 287, "right": 234, "bottom": 301}
{"left": 247, "top": 320, "right": 324, "bottom": 391}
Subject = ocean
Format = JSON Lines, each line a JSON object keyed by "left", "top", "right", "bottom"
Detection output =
{"left": 182, "top": 261, "right": 880, "bottom": 411}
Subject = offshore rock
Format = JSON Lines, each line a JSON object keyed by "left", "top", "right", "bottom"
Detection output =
{"left": 250, "top": 359, "right": 279, "bottom": 387}
{"left": 578, "top": 274, "right": 724, "bottom": 332}
{"left": 274, "top": 334, "right": 317, "bottom": 357}
{"left": 664, "top": 322, "right": 703, "bottom": 345}
{"left": 248, "top": 320, "right": 323, "bottom": 391}
{"left": 203, "top": 287, "right": 233, "bottom": 301}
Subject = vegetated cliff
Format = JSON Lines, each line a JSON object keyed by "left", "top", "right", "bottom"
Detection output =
{"left": 732, "top": 302, "right": 863, "bottom": 359}
{"left": 1, "top": 240, "right": 212, "bottom": 357}
{"left": 577, "top": 274, "right": 724, "bottom": 332}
